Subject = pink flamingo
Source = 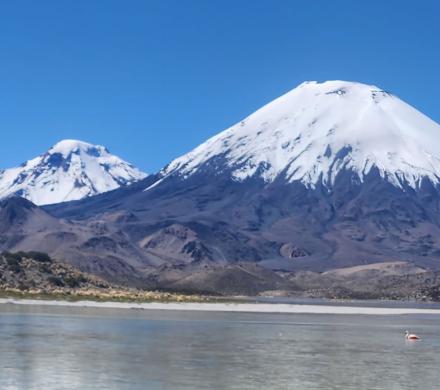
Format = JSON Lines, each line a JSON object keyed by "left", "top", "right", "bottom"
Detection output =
{"left": 405, "top": 330, "right": 420, "bottom": 340}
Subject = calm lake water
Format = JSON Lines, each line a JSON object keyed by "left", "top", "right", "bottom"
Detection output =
{"left": 1, "top": 303, "right": 440, "bottom": 389}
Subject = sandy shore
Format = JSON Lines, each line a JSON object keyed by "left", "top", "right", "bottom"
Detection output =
{"left": 1, "top": 298, "right": 440, "bottom": 315}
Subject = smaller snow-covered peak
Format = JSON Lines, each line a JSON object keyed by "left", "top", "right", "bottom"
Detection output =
{"left": 0, "top": 139, "right": 147, "bottom": 205}
{"left": 160, "top": 80, "right": 440, "bottom": 189}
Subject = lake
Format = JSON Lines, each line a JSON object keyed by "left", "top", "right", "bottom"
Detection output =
{"left": 1, "top": 303, "right": 439, "bottom": 389}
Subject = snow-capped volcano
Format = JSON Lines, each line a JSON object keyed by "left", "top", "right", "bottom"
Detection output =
{"left": 0, "top": 139, "right": 147, "bottom": 205}
{"left": 161, "top": 80, "right": 440, "bottom": 189}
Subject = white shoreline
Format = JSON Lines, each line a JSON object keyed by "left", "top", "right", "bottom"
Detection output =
{"left": 1, "top": 298, "right": 440, "bottom": 315}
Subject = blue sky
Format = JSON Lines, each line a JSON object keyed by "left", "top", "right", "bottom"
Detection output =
{"left": 1, "top": 0, "right": 439, "bottom": 173}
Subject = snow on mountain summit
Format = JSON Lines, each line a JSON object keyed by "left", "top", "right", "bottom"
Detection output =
{"left": 0, "top": 139, "right": 147, "bottom": 205}
{"left": 161, "top": 80, "right": 440, "bottom": 189}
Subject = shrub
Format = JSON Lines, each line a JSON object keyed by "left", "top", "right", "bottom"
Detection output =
{"left": 64, "top": 276, "right": 80, "bottom": 288}
{"left": 38, "top": 263, "right": 52, "bottom": 274}
{"left": 2, "top": 251, "right": 23, "bottom": 263}
{"left": 27, "top": 251, "right": 52, "bottom": 263}
{"left": 7, "top": 262, "right": 21, "bottom": 274}
{"left": 3, "top": 253, "right": 22, "bottom": 273}
{"left": 47, "top": 276, "right": 64, "bottom": 287}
